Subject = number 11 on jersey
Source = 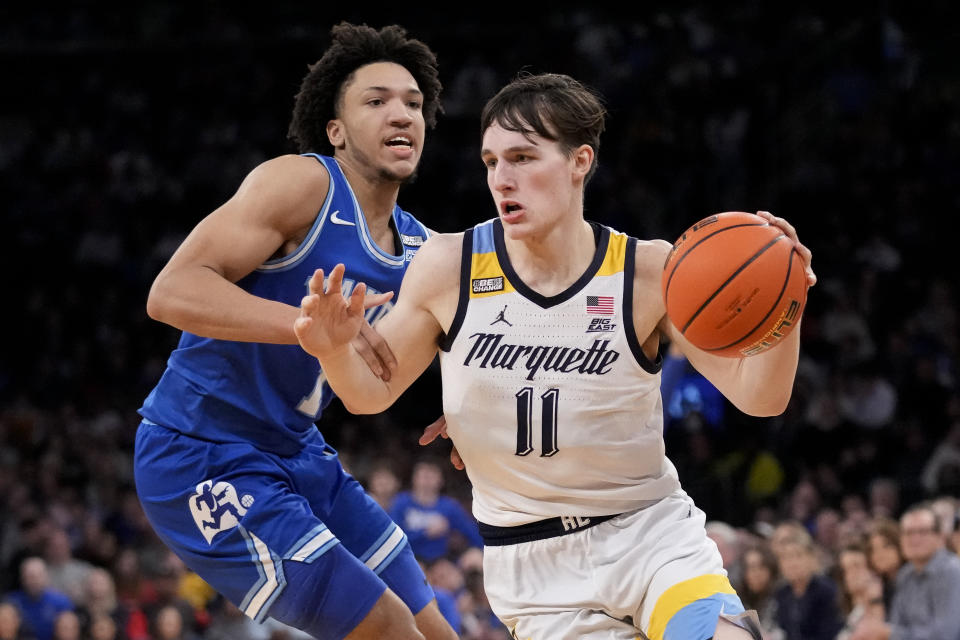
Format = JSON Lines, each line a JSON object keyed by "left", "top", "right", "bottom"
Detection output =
{"left": 515, "top": 387, "right": 559, "bottom": 457}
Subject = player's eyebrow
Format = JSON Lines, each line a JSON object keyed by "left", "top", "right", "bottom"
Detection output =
{"left": 480, "top": 144, "right": 539, "bottom": 157}
{"left": 362, "top": 85, "right": 423, "bottom": 97}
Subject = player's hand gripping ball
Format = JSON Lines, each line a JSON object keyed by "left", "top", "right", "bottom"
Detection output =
{"left": 662, "top": 211, "right": 808, "bottom": 357}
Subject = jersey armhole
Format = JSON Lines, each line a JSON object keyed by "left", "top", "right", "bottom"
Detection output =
{"left": 438, "top": 229, "right": 473, "bottom": 352}
{"left": 623, "top": 236, "right": 663, "bottom": 374}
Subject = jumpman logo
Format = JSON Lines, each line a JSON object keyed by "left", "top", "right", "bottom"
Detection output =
{"left": 491, "top": 305, "right": 513, "bottom": 326}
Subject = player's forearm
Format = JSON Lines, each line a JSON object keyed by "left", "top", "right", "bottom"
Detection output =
{"left": 318, "top": 345, "right": 397, "bottom": 414}
{"left": 147, "top": 266, "right": 299, "bottom": 343}
{"left": 730, "top": 324, "right": 802, "bottom": 416}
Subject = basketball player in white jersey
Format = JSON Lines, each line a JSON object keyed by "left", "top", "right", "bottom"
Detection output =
{"left": 293, "top": 73, "right": 816, "bottom": 640}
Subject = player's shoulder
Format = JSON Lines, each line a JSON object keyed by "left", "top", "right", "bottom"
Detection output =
{"left": 414, "top": 231, "right": 465, "bottom": 265}
{"left": 632, "top": 237, "right": 672, "bottom": 279}
{"left": 234, "top": 154, "right": 330, "bottom": 226}
{"left": 246, "top": 153, "right": 329, "bottom": 189}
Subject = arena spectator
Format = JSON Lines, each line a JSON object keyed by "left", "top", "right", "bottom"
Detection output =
{"left": 364, "top": 463, "right": 402, "bottom": 511}
{"left": 773, "top": 529, "right": 843, "bottom": 640}
{"left": 42, "top": 529, "right": 92, "bottom": 608}
{"left": 202, "top": 599, "right": 269, "bottom": 640}
{"left": 850, "top": 503, "right": 960, "bottom": 639}
{"left": 389, "top": 459, "right": 483, "bottom": 562}
{"left": 835, "top": 540, "right": 885, "bottom": 640}
{"left": 150, "top": 605, "right": 201, "bottom": 640}
{"left": 736, "top": 543, "right": 785, "bottom": 640}
{"left": 88, "top": 613, "right": 120, "bottom": 640}
{"left": 3, "top": 558, "right": 73, "bottom": 640}
{"left": 865, "top": 517, "right": 904, "bottom": 614}
{"left": 706, "top": 520, "right": 745, "bottom": 588}
{"left": 49, "top": 611, "right": 80, "bottom": 640}
{"left": 0, "top": 602, "right": 34, "bottom": 640}
{"left": 76, "top": 567, "right": 148, "bottom": 640}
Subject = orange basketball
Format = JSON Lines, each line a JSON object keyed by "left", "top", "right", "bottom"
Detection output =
{"left": 661, "top": 211, "right": 808, "bottom": 357}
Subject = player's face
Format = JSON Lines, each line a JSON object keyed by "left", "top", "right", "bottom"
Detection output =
{"left": 481, "top": 123, "right": 587, "bottom": 240}
{"left": 328, "top": 62, "right": 425, "bottom": 183}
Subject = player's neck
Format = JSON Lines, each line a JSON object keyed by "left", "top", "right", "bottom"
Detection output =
{"left": 337, "top": 157, "right": 403, "bottom": 251}
{"left": 504, "top": 215, "right": 596, "bottom": 297}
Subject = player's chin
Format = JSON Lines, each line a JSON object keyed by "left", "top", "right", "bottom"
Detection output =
{"left": 379, "top": 162, "right": 419, "bottom": 184}
{"left": 500, "top": 219, "right": 535, "bottom": 241}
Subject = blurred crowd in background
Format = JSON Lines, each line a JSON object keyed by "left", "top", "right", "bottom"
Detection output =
{"left": 2, "top": 3, "right": 959, "bottom": 639}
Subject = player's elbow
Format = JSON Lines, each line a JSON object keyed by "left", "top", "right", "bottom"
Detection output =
{"left": 737, "top": 390, "right": 792, "bottom": 417}
{"left": 340, "top": 398, "right": 389, "bottom": 416}
{"left": 146, "top": 278, "right": 173, "bottom": 324}
{"left": 146, "top": 273, "right": 188, "bottom": 329}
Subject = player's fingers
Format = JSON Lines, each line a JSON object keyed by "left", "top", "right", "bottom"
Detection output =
{"left": 348, "top": 282, "right": 366, "bottom": 317}
{"left": 351, "top": 327, "right": 384, "bottom": 380}
{"left": 293, "top": 316, "right": 313, "bottom": 338}
{"left": 795, "top": 241, "right": 813, "bottom": 265}
{"left": 326, "top": 263, "right": 346, "bottom": 296}
{"left": 760, "top": 211, "right": 799, "bottom": 242}
{"left": 308, "top": 268, "right": 325, "bottom": 295}
{"left": 301, "top": 294, "right": 319, "bottom": 315}
{"left": 360, "top": 322, "right": 397, "bottom": 377}
{"left": 363, "top": 291, "right": 395, "bottom": 310}
{"left": 451, "top": 445, "right": 464, "bottom": 471}
{"left": 418, "top": 415, "right": 447, "bottom": 445}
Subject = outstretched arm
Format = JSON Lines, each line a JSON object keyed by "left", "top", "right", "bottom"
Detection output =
{"left": 147, "top": 155, "right": 328, "bottom": 343}
{"left": 649, "top": 211, "right": 817, "bottom": 416}
{"left": 295, "top": 234, "right": 461, "bottom": 414}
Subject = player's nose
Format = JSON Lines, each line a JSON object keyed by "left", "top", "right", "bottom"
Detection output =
{"left": 387, "top": 97, "right": 415, "bottom": 125}
{"left": 491, "top": 161, "right": 515, "bottom": 192}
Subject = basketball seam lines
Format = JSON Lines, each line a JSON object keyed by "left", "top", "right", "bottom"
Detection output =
{"left": 707, "top": 247, "right": 796, "bottom": 352}
{"left": 679, "top": 234, "right": 786, "bottom": 334}
{"left": 663, "top": 222, "right": 767, "bottom": 303}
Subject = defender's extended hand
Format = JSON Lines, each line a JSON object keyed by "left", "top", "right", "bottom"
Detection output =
{"left": 419, "top": 415, "right": 465, "bottom": 471}
{"left": 353, "top": 321, "right": 398, "bottom": 382}
{"left": 295, "top": 264, "right": 392, "bottom": 360}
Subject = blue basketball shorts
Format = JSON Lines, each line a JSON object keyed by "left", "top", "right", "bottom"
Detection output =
{"left": 133, "top": 420, "right": 434, "bottom": 639}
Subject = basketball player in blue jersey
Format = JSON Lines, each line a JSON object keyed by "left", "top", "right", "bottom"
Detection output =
{"left": 133, "top": 22, "right": 458, "bottom": 640}
{"left": 293, "top": 73, "right": 818, "bottom": 639}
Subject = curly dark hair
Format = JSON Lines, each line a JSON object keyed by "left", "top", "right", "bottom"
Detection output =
{"left": 288, "top": 22, "right": 443, "bottom": 155}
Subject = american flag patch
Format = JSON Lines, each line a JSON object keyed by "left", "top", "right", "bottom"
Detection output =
{"left": 586, "top": 295, "right": 615, "bottom": 315}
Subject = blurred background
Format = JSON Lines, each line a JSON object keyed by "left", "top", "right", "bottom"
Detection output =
{"left": 2, "top": 3, "right": 958, "bottom": 639}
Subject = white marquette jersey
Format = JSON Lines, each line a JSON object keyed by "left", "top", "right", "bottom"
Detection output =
{"left": 439, "top": 218, "right": 681, "bottom": 527}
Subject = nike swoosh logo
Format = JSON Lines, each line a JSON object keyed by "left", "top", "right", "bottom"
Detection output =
{"left": 329, "top": 210, "right": 355, "bottom": 226}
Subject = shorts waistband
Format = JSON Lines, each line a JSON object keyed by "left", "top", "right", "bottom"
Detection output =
{"left": 478, "top": 513, "right": 620, "bottom": 546}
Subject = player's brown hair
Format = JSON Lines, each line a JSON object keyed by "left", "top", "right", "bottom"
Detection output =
{"left": 288, "top": 22, "right": 443, "bottom": 155}
{"left": 480, "top": 72, "right": 607, "bottom": 184}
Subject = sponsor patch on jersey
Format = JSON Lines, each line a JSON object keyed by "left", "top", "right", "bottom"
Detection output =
{"left": 400, "top": 233, "right": 424, "bottom": 246}
{"left": 472, "top": 276, "right": 505, "bottom": 294}
{"left": 188, "top": 479, "right": 254, "bottom": 544}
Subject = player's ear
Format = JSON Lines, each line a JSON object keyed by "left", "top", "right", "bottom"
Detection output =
{"left": 326, "top": 119, "right": 345, "bottom": 149}
{"left": 572, "top": 144, "right": 594, "bottom": 180}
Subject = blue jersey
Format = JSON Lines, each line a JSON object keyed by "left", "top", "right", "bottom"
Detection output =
{"left": 388, "top": 491, "right": 484, "bottom": 562}
{"left": 139, "top": 154, "right": 430, "bottom": 455}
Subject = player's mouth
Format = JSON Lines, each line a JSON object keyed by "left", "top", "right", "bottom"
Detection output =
{"left": 384, "top": 135, "right": 415, "bottom": 159}
{"left": 500, "top": 200, "right": 525, "bottom": 222}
